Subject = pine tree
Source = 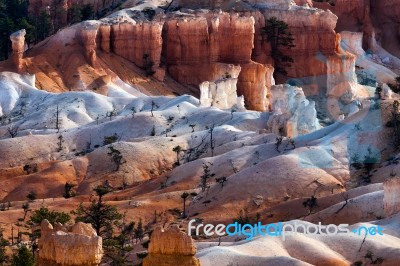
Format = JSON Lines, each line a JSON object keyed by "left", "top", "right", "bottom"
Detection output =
{"left": 73, "top": 185, "right": 123, "bottom": 238}
{"left": 262, "top": 17, "right": 295, "bottom": 80}
{"left": 134, "top": 219, "right": 144, "bottom": 243}
{"left": 11, "top": 245, "right": 34, "bottom": 266}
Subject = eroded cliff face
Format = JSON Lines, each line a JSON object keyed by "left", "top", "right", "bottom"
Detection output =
{"left": 143, "top": 225, "right": 200, "bottom": 266}
{"left": 3, "top": 1, "right": 361, "bottom": 113}
{"left": 317, "top": 0, "right": 400, "bottom": 58}
{"left": 106, "top": 20, "right": 165, "bottom": 79}
{"left": 162, "top": 11, "right": 272, "bottom": 111}
{"left": 37, "top": 220, "right": 103, "bottom": 266}
{"left": 253, "top": 6, "right": 341, "bottom": 91}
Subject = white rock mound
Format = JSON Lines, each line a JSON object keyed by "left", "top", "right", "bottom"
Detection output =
{"left": 267, "top": 84, "right": 320, "bottom": 137}
{"left": 199, "top": 65, "right": 245, "bottom": 110}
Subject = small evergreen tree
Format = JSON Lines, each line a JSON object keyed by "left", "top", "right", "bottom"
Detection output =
{"left": 134, "top": 219, "right": 144, "bottom": 244}
{"left": 180, "top": 192, "right": 189, "bottom": 218}
{"left": 172, "top": 145, "right": 182, "bottom": 166}
{"left": 68, "top": 4, "right": 82, "bottom": 24}
{"left": 81, "top": 4, "right": 95, "bottom": 20}
{"left": 30, "top": 207, "right": 71, "bottom": 225}
{"left": 11, "top": 245, "right": 34, "bottom": 266}
{"left": 73, "top": 185, "right": 123, "bottom": 238}
{"left": 200, "top": 163, "right": 214, "bottom": 191}
{"left": 63, "top": 182, "right": 76, "bottom": 198}
{"left": 26, "top": 191, "right": 37, "bottom": 202}
{"left": 261, "top": 17, "right": 295, "bottom": 80}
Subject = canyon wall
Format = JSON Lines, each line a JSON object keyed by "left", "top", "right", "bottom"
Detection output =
{"left": 8, "top": 1, "right": 362, "bottom": 112}
{"left": 252, "top": 6, "right": 342, "bottom": 93}
{"left": 37, "top": 220, "right": 103, "bottom": 266}
{"left": 316, "top": 0, "right": 400, "bottom": 58}
{"left": 162, "top": 12, "right": 273, "bottom": 111}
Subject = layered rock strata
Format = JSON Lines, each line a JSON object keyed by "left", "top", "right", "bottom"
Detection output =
{"left": 9, "top": 1, "right": 363, "bottom": 113}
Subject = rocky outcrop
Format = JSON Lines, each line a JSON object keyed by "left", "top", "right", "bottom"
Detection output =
{"left": 238, "top": 62, "right": 274, "bottom": 111}
{"left": 37, "top": 220, "right": 103, "bottom": 266}
{"left": 10, "top": 30, "right": 26, "bottom": 73}
{"left": 199, "top": 65, "right": 245, "bottom": 109}
{"left": 143, "top": 225, "right": 200, "bottom": 266}
{"left": 326, "top": 48, "right": 358, "bottom": 104}
{"left": 267, "top": 84, "right": 319, "bottom": 137}
{"left": 384, "top": 177, "right": 400, "bottom": 217}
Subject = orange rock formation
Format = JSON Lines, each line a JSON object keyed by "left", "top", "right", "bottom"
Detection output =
{"left": 143, "top": 225, "right": 200, "bottom": 266}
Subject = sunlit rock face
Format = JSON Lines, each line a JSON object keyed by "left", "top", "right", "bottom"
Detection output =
{"left": 10, "top": 30, "right": 26, "bottom": 73}
{"left": 143, "top": 225, "right": 200, "bottom": 266}
{"left": 384, "top": 177, "right": 400, "bottom": 217}
{"left": 37, "top": 220, "right": 103, "bottom": 266}
{"left": 107, "top": 21, "right": 164, "bottom": 74}
{"left": 199, "top": 65, "right": 245, "bottom": 110}
{"left": 252, "top": 4, "right": 339, "bottom": 86}
{"left": 267, "top": 84, "right": 320, "bottom": 137}
{"left": 326, "top": 50, "right": 358, "bottom": 104}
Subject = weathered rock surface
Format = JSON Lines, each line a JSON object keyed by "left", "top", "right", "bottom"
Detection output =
{"left": 3, "top": 1, "right": 364, "bottom": 112}
{"left": 267, "top": 84, "right": 319, "bottom": 137}
{"left": 199, "top": 65, "right": 244, "bottom": 110}
{"left": 37, "top": 220, "right": 103, "bottom": 266}
{"left": 162, "top": 12, "right": 272, "bottom": 110}
{"left": 10, "top": 30, "right": 26, "bottom": 73}
{"left": 340, "top": 31, "right": 397, "bottom": 84}
{"left": 384, "top": 177, "right": 400, "bottom": 217}
{"left": 107, "top": 21, "right": 164, "bottom": 76}
{"left": 78, "top": 24, "right": 98, "bottom": 66}
{"left": 317, "top": 0, "right": 400, "bottom": 59}
{"left": 143, "top": 225, "right": 200, "bottom": 266}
